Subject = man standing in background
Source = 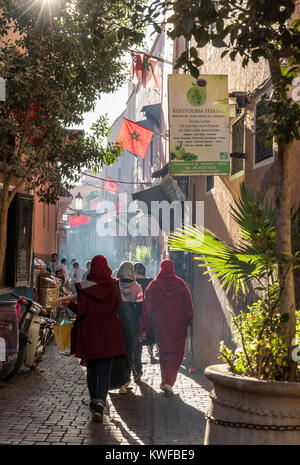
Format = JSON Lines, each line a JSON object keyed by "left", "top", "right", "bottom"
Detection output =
{"left": 71, "top": 261, "right": 85, "bottom": 293}
{"left": 57, "top": 258, "right": 69, "bottom": 282}
{"left": 47, "top": 253, "right": 58, "bottom": 274}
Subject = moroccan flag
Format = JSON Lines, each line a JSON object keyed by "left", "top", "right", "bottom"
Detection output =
{"left": 103, "top": 177, "right": 119, "bottom": 195}
{"left": 70, "top": 216, "right": 89, "bottom": 227}
{"left": 131, "top": 52, "right": 160, "bottom": 89}
{"left": 116, "top": 118, "right": 154, "bottom": 159}
{"left": 131, "top": 52, "right": 144, "bottom": 85}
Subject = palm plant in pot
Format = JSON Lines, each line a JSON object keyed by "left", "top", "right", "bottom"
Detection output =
{"left": 168, "top": 183, "right": 300, "bottom": 444}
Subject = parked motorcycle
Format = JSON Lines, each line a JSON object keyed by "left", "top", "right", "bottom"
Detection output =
{"left": 34, "top": 316, "right": 55, "bottom": 364}
{"left": 2, "top": 294, "right": 49, "bottom": 381}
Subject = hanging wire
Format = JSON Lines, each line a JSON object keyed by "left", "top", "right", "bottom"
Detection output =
{"left": 83, "top": 172, "right": 152, "bottom": 185}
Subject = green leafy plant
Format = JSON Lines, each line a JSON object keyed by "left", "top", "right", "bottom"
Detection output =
{"left": 168, "top": 183, "right": 278, "bottom": 295}
{"left": 219, "top": 283, "right": 294, "bottom": 381}
{"left": 168, "top": 183, "right": 300, "bottom": 380}
{"left": 133, "top": 246, "right": 154, "bottom": 266}
{"left": 172, "top": 142, "right": 198, "bottom": 161}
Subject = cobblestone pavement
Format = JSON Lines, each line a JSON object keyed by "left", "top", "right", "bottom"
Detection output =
{"left": 0, "top": 343, "right": 211, "bottom": 445}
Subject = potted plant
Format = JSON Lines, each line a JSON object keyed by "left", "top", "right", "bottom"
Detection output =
{"left": 168, "top": 184, "right": 300, "bottom": 444}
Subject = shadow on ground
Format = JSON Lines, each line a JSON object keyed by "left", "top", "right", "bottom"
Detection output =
{"left": 84, "top": 380, "right": 207, "bottom": 445}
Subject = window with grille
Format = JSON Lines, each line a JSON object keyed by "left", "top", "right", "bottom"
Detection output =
{"left": 231, "top": 116, "right": 245, "bottom": 176}
{"left": 255, "top": 98, "right": 273, "bottom": 163}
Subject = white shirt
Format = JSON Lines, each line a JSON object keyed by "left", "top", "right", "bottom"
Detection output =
{"left": 56, "top": 263, "right": 69, "bottom": 282}
{"left": 72, "top": 267, "right": 85, "bottom": 283}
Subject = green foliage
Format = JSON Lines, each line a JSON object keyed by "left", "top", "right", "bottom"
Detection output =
{"left": 140, "top": 0, "right": 300, "bottom": 146}
{"left": 168, "top": 183, "right": 279, "bottom": 295}
{"left": 219, "top": 285, "right": 300, "bottom": 381}
{"left": 0, "top": 0, "right": 146, "bottom": 203}
{"left": 168, "top": 183, "right": 300, "bottom": 380}
{"left": 133, "top": 246, "right": 154, "bottom": 266}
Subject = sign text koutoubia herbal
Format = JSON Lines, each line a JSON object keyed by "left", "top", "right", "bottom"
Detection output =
{"left": 168, "top": 74, "right": 230, "bottom": 176}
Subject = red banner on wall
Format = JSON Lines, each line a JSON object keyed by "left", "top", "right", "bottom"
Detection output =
{"left": 70, "top": 215, "right": 90, "bottom": 227}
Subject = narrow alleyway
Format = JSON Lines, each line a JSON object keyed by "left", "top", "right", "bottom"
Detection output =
{"left": 0, "top": 344, "right": 211, "bottom": 445}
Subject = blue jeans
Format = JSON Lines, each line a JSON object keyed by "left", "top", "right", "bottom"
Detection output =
{"left": 85, "top": 358, "right": 113, "bottom": 406}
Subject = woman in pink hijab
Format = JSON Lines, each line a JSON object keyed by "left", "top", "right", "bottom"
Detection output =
{"left": 140, "top": 259, "right": 194, "bottom": 397}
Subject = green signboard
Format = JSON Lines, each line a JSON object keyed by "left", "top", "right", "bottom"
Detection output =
{"left": 168, "top": 74, "right": 230, "bottom": 176}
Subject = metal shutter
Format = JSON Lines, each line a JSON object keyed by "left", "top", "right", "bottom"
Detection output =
{"left": 5, "top": 193, "right": 33, "bottom": 288}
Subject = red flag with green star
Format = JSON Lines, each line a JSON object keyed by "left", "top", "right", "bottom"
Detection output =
{"left": 104, "top": 177, "right": 119, "bottom": 194}
{"left": 130, "top": 52, "right": 160, "bottom": 89}
{"left": 116, "top": 118, "right": 154, "bottom": 159}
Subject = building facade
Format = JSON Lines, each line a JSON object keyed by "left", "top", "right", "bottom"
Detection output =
{"left": 170, "top": 32, "right": 300, "bottom": 370}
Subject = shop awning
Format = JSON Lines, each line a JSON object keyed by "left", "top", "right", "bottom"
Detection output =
{"left": 131, "top": 176, "right": 186, "bottom": 234}
{"left": 132, "top": 175, "right": 185, "bottom": 204}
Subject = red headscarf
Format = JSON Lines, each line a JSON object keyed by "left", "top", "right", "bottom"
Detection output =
{"left": 156, "top": 259, "right": 176, "bottom": 278}
{"left": 87, "top": 255, "right": 116, "bottom": 285}
{"left": 155, "top": 259, "right": 183, "bottom": 298}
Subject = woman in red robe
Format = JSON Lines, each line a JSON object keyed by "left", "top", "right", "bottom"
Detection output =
{"left": 68, "top": 255, "right": 124, "bottom": 422}
{"left": 140, "top": 259, "right": 194, "bottom": 397}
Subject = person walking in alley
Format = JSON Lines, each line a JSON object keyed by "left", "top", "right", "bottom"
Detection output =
{"left": 47, "top": 253, "right": 58, "bottom": 274}
{"left": 140, "top": 259, "right": 194, "bottom": 397}
{"left": 65, "top": 255, "right": 125, "bottom": 423}
{"left": 112, "top": 261, "right": 143, "bottom": 394}
{"left": 133, "top": 262, "right": 154, "bottom": 377}
{"left": 82, "top": 260, "right": 91, "bottom": 281}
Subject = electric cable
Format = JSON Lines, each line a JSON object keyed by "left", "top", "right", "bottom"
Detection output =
{"left": 83, "top": 172, "right": 152, "bottom": 185}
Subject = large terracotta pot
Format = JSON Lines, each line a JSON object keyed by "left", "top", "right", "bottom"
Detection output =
{"left": 204, "top": 364, "right": 300, "bottom": 445}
